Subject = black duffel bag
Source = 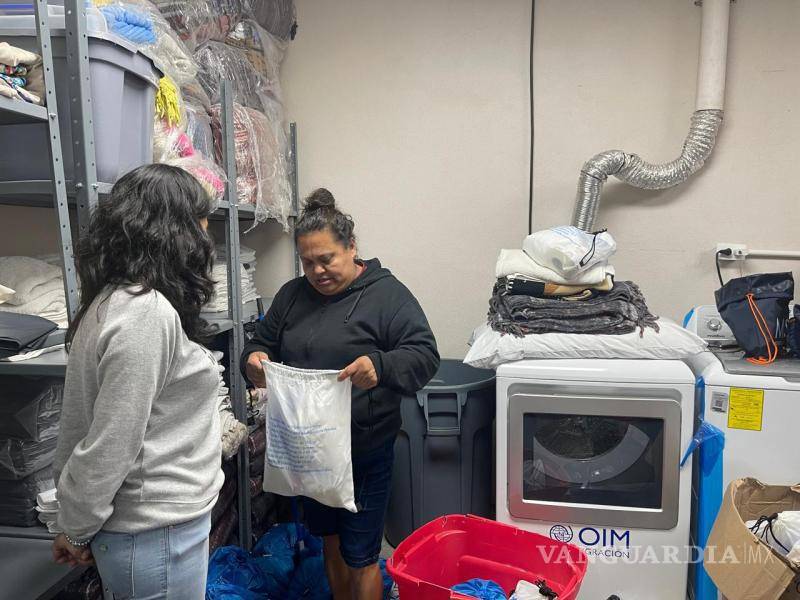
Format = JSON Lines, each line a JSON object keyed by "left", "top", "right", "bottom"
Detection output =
{"left": 715, "top": 272, "right": 794, "bottom": 364}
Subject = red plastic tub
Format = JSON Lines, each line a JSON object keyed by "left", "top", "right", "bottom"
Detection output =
{"left": 387, "top": 515, "right": 588, "bottom": 600}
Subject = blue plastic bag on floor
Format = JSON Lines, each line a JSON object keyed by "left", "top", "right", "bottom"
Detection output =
{"left": 452, "top": 578, "right": 508, "bottom": 600}
{"left": 205, "top": 581, "right": 263, "bottom": 600}
{"left": 379, "top": 558, "right": 394, "bottom": 599}
{"left": 286, "top": 555, "right": 331, "bottom": 599}
{"left": 207, "top": 546, "right": 270, "bottom": 596}
{"left": 252, "top": 522, "right": 325, "bottom": 598}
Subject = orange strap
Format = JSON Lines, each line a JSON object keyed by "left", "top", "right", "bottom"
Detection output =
{"left": 745, "top": 293, "right": 779, "bottom": 365}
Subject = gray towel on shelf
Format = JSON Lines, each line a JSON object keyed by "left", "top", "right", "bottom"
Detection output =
{"left": 489, "top": 279, "right": 659, "bottom": 337}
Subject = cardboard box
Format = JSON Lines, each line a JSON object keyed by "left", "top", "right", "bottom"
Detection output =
{"left": 705, "top": 478, "right": 800, "bottom": 600}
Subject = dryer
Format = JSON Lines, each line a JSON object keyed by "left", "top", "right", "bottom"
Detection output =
{"left": 496, "top": 358, "right": 696, "bottom": 600}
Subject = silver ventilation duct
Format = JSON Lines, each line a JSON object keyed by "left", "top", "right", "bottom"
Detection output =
{"left": 571, "top": 0, "right": 731, "bottom": 232}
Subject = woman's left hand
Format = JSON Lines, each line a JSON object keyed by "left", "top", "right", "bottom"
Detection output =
{"left": 338, "top": 356, "right": 378, "bottom": 390}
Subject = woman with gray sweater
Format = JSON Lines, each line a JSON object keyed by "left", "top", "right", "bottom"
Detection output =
{"left": 51, "top": 164, "right": 224, "bottom": 599}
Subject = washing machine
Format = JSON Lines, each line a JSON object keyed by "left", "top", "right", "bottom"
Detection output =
{"left": 684, "top": 305, "right": 800, "bottom": 600}
{"left": 496, "top": 358, "right": 696, "bottom": 600}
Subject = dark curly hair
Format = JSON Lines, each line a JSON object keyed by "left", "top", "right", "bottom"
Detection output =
{"left": 67, "top": 164, "right": 217, "bottom": 347}
{"left": 294, "top": 188, "right": 356, "bottom": 246}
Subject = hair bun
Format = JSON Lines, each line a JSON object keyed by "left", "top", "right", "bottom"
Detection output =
{"left": 304, "top": 188, "right": 336, "bottom": 213}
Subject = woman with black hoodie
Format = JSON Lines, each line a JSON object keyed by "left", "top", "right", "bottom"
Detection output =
{"left": 242, "top": 189, "right": 440, "bottom": 600}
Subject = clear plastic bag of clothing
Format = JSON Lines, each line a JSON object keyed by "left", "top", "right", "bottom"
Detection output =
{"left": 99, "top": 0, "right": 199, "bottom": 85}
{"left": 261, "top": 361, "right": 356, "bottom": 512}
{"left": 522, "top": 226, "right": 616, "bottom": 280}
{"left": 211, "top": 101, "right": 292, "bottom": 228}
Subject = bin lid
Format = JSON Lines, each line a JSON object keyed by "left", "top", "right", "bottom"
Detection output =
{"left": 424, "top": 359, "right": 494, "bottom": 391}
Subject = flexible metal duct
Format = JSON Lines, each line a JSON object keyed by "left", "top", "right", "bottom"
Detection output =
{"left": 571, "top": 0, "right": 730, "bottom": 231}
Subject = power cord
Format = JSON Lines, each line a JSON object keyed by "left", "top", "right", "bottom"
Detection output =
{"left": 528, "top": 0, "right": 535, "bottom": 234}
{"left": 716, "top": 248, "right": 732, "bottom": 287}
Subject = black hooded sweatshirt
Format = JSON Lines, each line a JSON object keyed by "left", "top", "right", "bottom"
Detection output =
{"left": 241, "top": 258, "right": 440, "bottom": 456}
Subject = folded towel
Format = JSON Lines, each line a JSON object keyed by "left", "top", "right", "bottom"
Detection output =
{"left": 495, "top": 249, "right": 614, "bottom": 285}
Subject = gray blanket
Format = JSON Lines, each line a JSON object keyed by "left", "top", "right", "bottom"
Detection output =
{"left": 489, "top": 279, "right": 659, "bottom": 337}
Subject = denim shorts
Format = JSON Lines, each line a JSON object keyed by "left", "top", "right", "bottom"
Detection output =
{"left": 303, "top": 440, "right": 395, "bottom": 569}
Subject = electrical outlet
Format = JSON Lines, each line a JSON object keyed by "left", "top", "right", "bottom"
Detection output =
{"left": 716, "top": 243, "right": 748, "bottom": 260}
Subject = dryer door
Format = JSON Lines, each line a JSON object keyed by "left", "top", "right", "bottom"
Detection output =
{"left": 507, "top": 382, "right": 682, "bottom": 530}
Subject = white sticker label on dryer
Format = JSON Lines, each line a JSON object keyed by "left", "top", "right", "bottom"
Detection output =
{"left": 711, "top": 392, "right": 728, "bottom": 413}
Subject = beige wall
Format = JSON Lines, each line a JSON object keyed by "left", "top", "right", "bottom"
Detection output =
{"left": 3, "top": 0, "right": 800, "bottom": 358}
{"left": 532, "top": 0, "right": 800, "bottom": 323}
{"left": 279, "top": 0, "right": 532, "bottom": 358}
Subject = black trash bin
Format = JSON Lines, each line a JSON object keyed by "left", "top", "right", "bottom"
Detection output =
{"left": 384, "top": 359, "right": 495, "bottom": 548}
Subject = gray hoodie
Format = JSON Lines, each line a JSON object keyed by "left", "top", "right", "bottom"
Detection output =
{"left": 54, "top": 287, "right": 224, "bottom": 540}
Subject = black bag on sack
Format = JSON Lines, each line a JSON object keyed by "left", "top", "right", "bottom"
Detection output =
{"left": 715, "top": 272, "right": 794, "bottom": 364}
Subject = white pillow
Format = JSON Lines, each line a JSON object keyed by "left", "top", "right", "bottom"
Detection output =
{"left": 464, "top": 319, "right": 707, "bottom": 370}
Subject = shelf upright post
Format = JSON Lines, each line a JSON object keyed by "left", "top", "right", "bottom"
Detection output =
{"left": 64, "top": 0, "right": 98, "bottom": 233}
{"left": 220, "top": 81, "right": 252, "bottom": 550}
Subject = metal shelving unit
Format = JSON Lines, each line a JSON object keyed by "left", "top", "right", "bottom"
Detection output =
{"left": 1, "top": 5, "right": 302, "bottom": 588}
{"left": 0, "top": 0, "right": 82, "bottom": 594}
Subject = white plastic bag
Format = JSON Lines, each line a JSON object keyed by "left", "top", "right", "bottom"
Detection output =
{"left": 747, "top": 511, "right": 800, "bottom": 563}
{"left": 510, "top": 580, "right": 548, "bottom": 600}
{"left": 261, "top": 361, "right": 356, "bottom": 512}
{"left": 523, "top": 226, "right": 616, "bottom": 280}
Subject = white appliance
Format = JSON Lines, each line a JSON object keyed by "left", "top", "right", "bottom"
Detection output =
{"left": 496, "top": 358, "right": 696, "bottom": 600}
{"left": 684, "top": 305, "right": 800, "bottom": 600}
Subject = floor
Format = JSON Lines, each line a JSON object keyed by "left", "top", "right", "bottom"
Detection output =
{"left": 380, "top": 536, "right": 394, "bottom": 559}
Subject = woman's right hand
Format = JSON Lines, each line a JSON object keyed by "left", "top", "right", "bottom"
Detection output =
{"left": 245, "top": 352, "right": 269, "bottom": 388}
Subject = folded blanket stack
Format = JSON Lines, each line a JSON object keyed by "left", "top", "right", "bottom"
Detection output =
{"left": 206, "top": 244, "right": 260, "bottom": 312}
{"left": 0, "top": 257, "right": 68, "bottom": 328}
{"left": 489, "top": 227, "right": 658, "bottom": 338}
{"left": 0, "top": 42, "right": 44, "bottom": 105}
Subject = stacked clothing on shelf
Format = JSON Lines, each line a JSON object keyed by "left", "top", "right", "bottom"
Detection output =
{"left": 0, "top": 256, "right": 68, "bottom": 328}
{"left": 0, "top": 312, "right": 63, "bottom": 361}
{"left": 206, "top": 244, "right": 260, "bottom": 312}
{"left": 36, "top": 488, "right": 60, "bottom": 534}
{"left": 0, "top": 42, "right": 44, "bottom": 105}
{"left": 0, "top": 377, "right": 62, "bottom": 526}
{"left": 489, "top": 227, "right": 658, "bottom": 338}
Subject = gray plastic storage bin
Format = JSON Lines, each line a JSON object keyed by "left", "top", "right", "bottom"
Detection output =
{"left": 385, "top": 359, "right": 495, "bottom": 548}
{"left": 0, "top": 26, "right": 159, "bottom": 183}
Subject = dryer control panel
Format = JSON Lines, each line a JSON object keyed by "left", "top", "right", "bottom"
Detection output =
{"left": 686, "top": 305, "right": 737, "bottom": 347}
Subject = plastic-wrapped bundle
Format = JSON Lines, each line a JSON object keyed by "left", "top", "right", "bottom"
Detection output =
{"left": 182, "top": 79, "right": 213, "bottom": 112}
{"left": 225, "top": 20, "right": 286, "bottom": 102}
{"left": 153, "top": 0, "right": 248, "bottom": 51}
{"left": 212, "top": 475, "right": 236, "bottom": 525}
{"left": 153, "top": 100, "right": 227, "bottom": 204}
{"left": 245, "top": 0, "right": 296, "bottom": 41}
{"left": 249, "top": 475, "right": 263, "bottom": 498}
{"left": 209, "top": 506, "right": 239, "bottom": 554}
{"left": 0, "top": 466, "right": 54, "bottom": 526}
{"left": 211, "top": 102, "right": 293, "bottom": 228}
{"left": 247, "top": 424, "right": 265, "bottom": 457}
{"left": 99, "top": 0, "right": 199, "bottom": 85}
{"left": 0, "top": 436, "right": 57, "bottom": 480}
{"left": 185, "top": 102, "right": 215, "bottom": 160}
{"left": 194, "top": 42, "right": 277, "bottom": 112}
{"left": 0, "top": 378, "right": 62, "bottom": 441}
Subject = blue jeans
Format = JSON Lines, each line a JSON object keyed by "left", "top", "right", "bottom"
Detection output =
{"left": 304, "top": 440, "right": 395, "bottom": 568}
{"left": 90, "top": 512, "right": 211, "bottom": 600}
